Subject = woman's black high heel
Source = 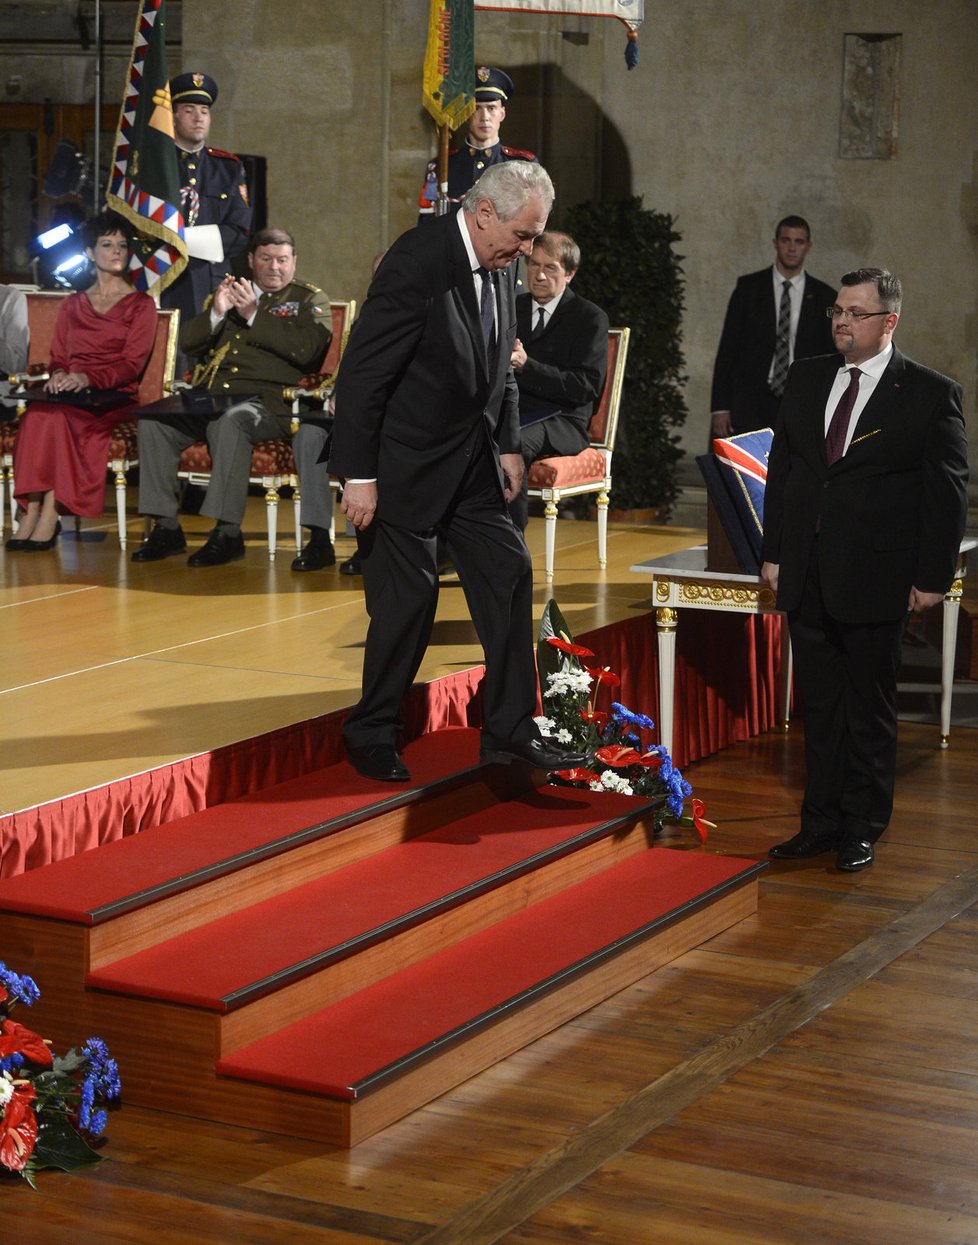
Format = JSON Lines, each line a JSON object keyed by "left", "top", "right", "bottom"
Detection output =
{"left": 21, "top": 520, "right": 62, "bottom": 552}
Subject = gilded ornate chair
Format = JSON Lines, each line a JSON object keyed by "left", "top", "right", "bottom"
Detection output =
{"left": 525, "top": 326, "right": 630, "bottom": 581}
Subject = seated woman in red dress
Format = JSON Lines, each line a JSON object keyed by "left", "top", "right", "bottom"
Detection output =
{"left": 6, "top": 209, "right": 157, "bottom": 551}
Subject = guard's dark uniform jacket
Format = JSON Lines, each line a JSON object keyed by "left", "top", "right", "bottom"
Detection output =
{"left": 162, "top": 146, "right": 252, "bottom": 322}
{"left": 417, "top": 141, "right": 537, "bottom": 219}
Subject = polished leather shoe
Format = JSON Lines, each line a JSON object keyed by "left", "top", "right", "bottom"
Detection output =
{"left": 131, "top": 522, "right": 187, "bottom": 563}
{"left": 769, "top": 828, "right": 840, "bottom": 860}
{"left": 480, "top": 736, "right": 589, "bottom": 770}
{"left": 836, "top": 838, "right": 875, "bottom": 872}
{"left": 339, "top": 552, "right": 362, "bottom": 575}
{"left": 291, "top": 537, "right": 336, "bottom": 572}
{"left": 346, "top": 743, "right": 410, "bottom": 782}
{"left": 187, "top": 529, "right": 245, "bottom": 567}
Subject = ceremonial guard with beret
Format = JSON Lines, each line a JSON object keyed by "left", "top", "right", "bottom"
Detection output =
{"left": 162, "top": 71, "right": 252, "bottom": 323}
{"left": 418, "top": 67, "right": 537, "bottom": 219}
{"left": 134, "top": 228, "right": 333, "bottom": 568}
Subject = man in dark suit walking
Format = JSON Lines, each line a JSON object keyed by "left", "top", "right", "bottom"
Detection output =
{"left": 761, "top": 268, "right": 968, "bottom": 871}
{"left": 329, "top": 162, "right": 586, "bottom": 783}
{"left": 508, "top": 231, "right": 609, "bottom": 530}
{"left": 711, "top": 216, "right": 836, "bottom": 437}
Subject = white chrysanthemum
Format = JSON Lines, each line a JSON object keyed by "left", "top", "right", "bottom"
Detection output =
{"left": 0, "top": 1072, "right": 13, "bottom": 1107}
{"left": 555, "top": 728, "right": 572, "bottom": 743}
{"left": 595, "top": 769, "right": 634, "bottom": 795}
{"left": 534, "top": 715, "right": 556, "bottom": 735}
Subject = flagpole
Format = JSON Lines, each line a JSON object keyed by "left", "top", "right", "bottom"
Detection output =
{"left": 436, "top": 121, "right": 451, "bottom": 216}
{"left": 93, "top": 0, "right": 102, "bottom": 211}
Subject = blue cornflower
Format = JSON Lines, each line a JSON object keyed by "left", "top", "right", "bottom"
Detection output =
{"left": 611, "top": 702, "right": 657, "bottom": 732}
{"left": 0, "top": 1053, "right": 24, "bottom": 1074}
{"left": 0, "top": 962, "right": 40, "bottom": 1007}
{"left": 88, "top": 1109, "right": 108, "bottom": 1138}
{"left": 83, "top": 1037, "right": 122, "bottom": 1100}
{"left": 78, "top": 1077, "right": 95, "bottom": 1130}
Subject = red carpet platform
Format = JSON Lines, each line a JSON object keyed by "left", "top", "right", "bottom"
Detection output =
{"left": 0, "top": 610, "right": 783, "bottom": 879}
{"left": 0, "top": 728, "right": 764, "bottom": 1147}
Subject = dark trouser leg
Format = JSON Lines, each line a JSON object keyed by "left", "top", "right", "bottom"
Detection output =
{"left": 342, "top": 521, "right": 440, "bottom": 751}
{"left": 445, "top": 448, "right": 539, "bottom": 744}
{"left": 789, "top": 551, "right": 903, "bottom": 844}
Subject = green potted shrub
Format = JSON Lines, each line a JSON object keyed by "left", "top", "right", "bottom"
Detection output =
{"left": 563, "top": 197, "right": 688, "bottom": 519}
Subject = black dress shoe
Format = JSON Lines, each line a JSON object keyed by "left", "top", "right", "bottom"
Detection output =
{"left": 21, "top": 520, "right": 63, "bottom": 552}
{"left": 769, "top": 828, "right": 840, "bottom": 860}
{"left": 291, "top": 537, "right": 336, "bottom": 571}
{"left": 480, "top": 736, "right": 589, "bottom": 770}
{"left": 339, "top": 552, "right": 362, "bottom": 575}
{"left": 836, "top": 838, "right": 875, "bottom": 872}
{"left": 187, "top": 529, "right": 245, "bottom": 567}
{"left": 346, "top": 743, "right": 410, "bottom": 782}
{"left": 131, "top": 523, "right": 187, "bottom": 563}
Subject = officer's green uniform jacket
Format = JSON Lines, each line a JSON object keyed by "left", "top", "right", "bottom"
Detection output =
{"left": 180, "top": 279, "right": 331, "bottom": 430}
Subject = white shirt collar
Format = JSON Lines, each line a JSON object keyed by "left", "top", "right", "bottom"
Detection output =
{"left": 773, "top": 266, "right": 805, "bottom": 291}
{"left": 841, "top": 343, "right": 893, "bottom": 380}
{"left": 532, "top": 293, "right": 563, "bottom": 318}
{"left": 458, "top": 210, "right": 480, "bottom": 273}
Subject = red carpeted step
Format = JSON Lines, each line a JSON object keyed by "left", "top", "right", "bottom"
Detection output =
{"left": 217, "top": 849, "right": 763, "bottom": 1100}
{"left": 86, "top": 783, "right": 660, "bottom": 1010}
{"left": 0, "top": 729, "right": 484, "bottom": 923}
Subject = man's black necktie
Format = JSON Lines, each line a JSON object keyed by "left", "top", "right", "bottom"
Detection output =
{"left": 531, "top": 306, "right": 546, "bottom": 338}
{"left": 770, "top": 279, "right": 792, "bottom": 397}
{"left": 478, "top": 266, "right": 495, "bottom": 354}
{"left": 825, "top": 367, "right": 862, "bottom": 464}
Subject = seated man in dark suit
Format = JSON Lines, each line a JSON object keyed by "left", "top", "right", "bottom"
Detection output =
{"left": 508, "top": 231, "right": 609, "bottom": 530}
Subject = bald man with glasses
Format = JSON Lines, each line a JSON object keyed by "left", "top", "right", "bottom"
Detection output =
{"left": 761, "top": 267, "right": 968, "bottom": 873}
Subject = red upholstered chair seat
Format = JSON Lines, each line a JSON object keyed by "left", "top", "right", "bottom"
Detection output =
{"left": 527, "top": 447, "right": 607, "bottom": 489}
{"left": 176, "top": 439, "right": 296, "bottom": 477}
{"left": 107, "top": 421, "right": 139, "bottom": 461}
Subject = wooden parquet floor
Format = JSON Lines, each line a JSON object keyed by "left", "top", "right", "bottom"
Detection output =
{"left": 3, "top": 494, "right": 978, "bottom": 1243}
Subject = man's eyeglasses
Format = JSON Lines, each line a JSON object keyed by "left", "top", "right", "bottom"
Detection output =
{"left": 826, "top": 306, "right": 891, "bottom": 322}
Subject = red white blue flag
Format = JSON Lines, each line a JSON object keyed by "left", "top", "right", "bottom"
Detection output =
{"left": 107, "top": 0, "right": 187, "bottom": 296}
{"left": 712, "top": 428, "right": 773, "bottom": 537}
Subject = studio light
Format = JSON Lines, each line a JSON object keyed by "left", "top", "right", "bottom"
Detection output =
{"left": 29, "top": 223, "right": 92, "bottom": 291}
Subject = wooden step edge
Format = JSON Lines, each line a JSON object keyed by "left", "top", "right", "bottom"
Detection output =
{"left": 345, "top": 861, "right": 766, "bottom": 1101}
{"left": 88, "top": 801, "right": 663, "bottom": 1014}
{"left": 85, "top": 763, "right": 543, "bottom": 968}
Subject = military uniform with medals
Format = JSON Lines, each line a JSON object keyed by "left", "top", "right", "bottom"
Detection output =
{"left": 137, "top": 276, "right": 331, "bottom": 528}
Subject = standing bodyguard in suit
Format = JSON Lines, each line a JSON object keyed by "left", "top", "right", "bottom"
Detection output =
{"left": 329, "top": 162, "right": 586, "bottom": 783}
{"left": 711, "top": 216, "right": 836, "bottom": 438}
{"left": 761, "top": 268, "right": 968, "bottom": 872}
{"left": 508, "top": 231, "right": 609, "bottom": 530}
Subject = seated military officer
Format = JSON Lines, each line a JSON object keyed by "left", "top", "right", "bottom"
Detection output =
{"left": 132, "top": 226, "right": 333, "bottom": 567}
